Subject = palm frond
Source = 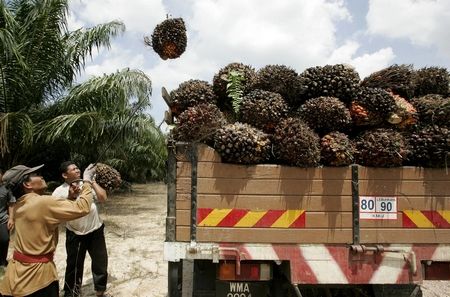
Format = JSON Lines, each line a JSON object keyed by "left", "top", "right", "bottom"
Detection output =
{"left": 62, "top": 68, "right": 152, "bottom": 112}
{"left": 0, "top": 111, "right": 33, "bottom": 157}
{"left": 65, "top": 20, "right": 125, "bottom": 75}
{"left": 36, "top": 111, "right": 100, "bottom": 144}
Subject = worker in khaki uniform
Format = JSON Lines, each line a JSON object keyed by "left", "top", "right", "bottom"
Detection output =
{"left": 0, "top": 164, "right": 96, "bottom": 297}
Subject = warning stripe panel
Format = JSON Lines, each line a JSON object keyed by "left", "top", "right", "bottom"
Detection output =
{"left": 402, "top": 210, "right": 450, "bottom": 228}
{"left": 198, "top": 208, "right": 305, "bottom": 228}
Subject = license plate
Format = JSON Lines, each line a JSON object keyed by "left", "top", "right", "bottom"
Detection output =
{"left": 216, "top": 281, "right": 269, "bottom": 297}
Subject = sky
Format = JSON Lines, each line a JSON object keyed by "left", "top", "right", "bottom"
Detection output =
{"left": 67, "top": 0, "right": 450, "bottom": 128}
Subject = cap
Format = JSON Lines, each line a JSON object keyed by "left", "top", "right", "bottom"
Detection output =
{"left": 2, "top": 164, "right": 44, "bottom": 189}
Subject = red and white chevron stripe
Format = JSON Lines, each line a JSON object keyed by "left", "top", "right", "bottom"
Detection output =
{"left": 218, "top": 243, "right": 450, "bottom": 284}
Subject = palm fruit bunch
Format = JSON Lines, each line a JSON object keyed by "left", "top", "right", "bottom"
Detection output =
{"left": 354, "top": 128, "right": 408, "bottom": 167}
{"left": 407, "top": 126, "right": 450, "bottom": 167}
{"left": 413, "top": 67, "right": 450, "bottom": 97}
{"left": 386, "top": 92, "right": 417, "bottom": 129}
{"left": 273, "top": 117, "right": 321, "bottom": 167}
{"left": 298, "top": 64, "right": 360, "bottom": 104}
{"left": 252, "top": 64, "right": 301, "bottom": 105}
{"left": 351, "top": 87, "right": 397, "bottom": 127}
{"left": 320, "top": 132, "right": 355, "bottom": 166}
{"left": 298, "top": 96, "right": 352, "bottom": 135}
{"left": 213, "top": 123, "right": 271, "bottom": 164}
{"left": 239, "top": 89, "right": 288, "bottom": 133}
{"left": 361, "top": 64, "right": 415, "bottom": 99}
{"left": 212, "top": 62, "right": 257, "bottom": 110}
{"left": 145, "top": 18, "right": 187, "bottom": 60}
{"left": 169, "top": 80, "right": 217, "bottom": 116}
{"left": 94, "top": 163, "right": 122, "bottom": 191}
{"left": 410, "top": 94, "right": 450, "bottom": 127}
{"left": 173, "top": 103, "right": 226, "bottom": 143}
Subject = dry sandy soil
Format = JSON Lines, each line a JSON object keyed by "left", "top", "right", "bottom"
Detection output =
{"left": 53, "top": 183, "right": 169, "bottom": 297}
{"left": 3, "top": 183, "right": 450, "bottom": 296}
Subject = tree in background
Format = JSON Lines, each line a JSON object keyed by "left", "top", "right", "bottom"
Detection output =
{"left": 0, "top": 0, "right": 166, "bottom": 181}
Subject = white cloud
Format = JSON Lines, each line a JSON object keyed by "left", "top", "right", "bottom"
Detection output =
{"left": 68, "top": 0, "right": 166, "bottom": 34}
{"left": 187, "top": 0, "right": 352, "bottom": 70}
{"left": 327, "top": 41, "right": 395, "bottom": 78}
{"left": 366, "top": 0, "right": 450, "bottom": 57}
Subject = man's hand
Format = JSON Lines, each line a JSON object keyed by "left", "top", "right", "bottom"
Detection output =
{"left": 83, "top": 163, "right": 96, "bottom": 182}
{"left": 7, "top": 217, "right": 14, "bottom": 230}
{"left": 68, "top": 182, "right": 81, "bottom": 200}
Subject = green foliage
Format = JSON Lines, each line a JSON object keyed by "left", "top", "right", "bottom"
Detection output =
{"left": 0, "top": 0, "right": 167, "bottom": 181}
{"left": 226, "top": 70, "right": 245, "bottom": 115}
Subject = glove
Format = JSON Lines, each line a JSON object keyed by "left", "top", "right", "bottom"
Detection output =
{"left": 83, "top": 163, "right": 96, "bottom": 182}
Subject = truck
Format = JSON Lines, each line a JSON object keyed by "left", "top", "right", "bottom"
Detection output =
{"left": 164, "top": 141, "right": 449, "bottom": 297}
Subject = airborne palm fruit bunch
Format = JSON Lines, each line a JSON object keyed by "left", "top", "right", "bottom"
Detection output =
{"left": 354, "top": 128, "right": 408, "bottom": 167}
{"left": 213, "top": 63, "right": 257, "bottom": 110}
{"left": 413, "top": 67, "right": 450, "bottom": 97}
{"left": 169, "top": 80, "right": 217, "bottom": 116}
{"left": 411, "top": 94, "right": 450, "bottom": 127}
{"left": 298, "top": 96, "right": 352, "bottom": 135}
{"left": 273, "top": 118, "right": 321, "bottom": 167}
{"left": 320, "top": 132, "right": 355, "bottom": 166}
{"left": 361, "top": 64, "right": 415, "bottom": 100}
{"left": 173, "top": 103, "right": 226, "bottom": 143}
{"left": 407, "top": 125, "right": 450, "bottom": 168}
{"left": 239, "top": 89, "right": 288, "bottom": 133}
{"left": 146, "top": 18, "right": 187, "bottom": 60}
{"left": 253, "top": 64, "right": 301, "bottom": 105}
{"left": 95, "top": 163, "right": 122, "bottom": 191}
{"left": 351, "top": 87, "right": 397, "bottom": 126}
{"left": 213, "top": 123, "right": 271, "bottom": 164}
{"left": 299, "top": 64, "right": 360, "bottom": 104}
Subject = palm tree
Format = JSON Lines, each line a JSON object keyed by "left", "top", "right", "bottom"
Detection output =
{"left": 36, "top": 69, "right": 167, "bottom": 180}
{"left": 0, "top": 0, "right": 167, "bottom": 180}
{"left": 0, "top": 0, "right": 124, "bottom": 166}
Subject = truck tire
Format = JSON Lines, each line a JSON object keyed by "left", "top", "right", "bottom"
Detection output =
{"left": 168, "top": 261, "right": 182, "bottom": 297}
{"left": 372, "top": 284, "right": 422, "bottom": 297}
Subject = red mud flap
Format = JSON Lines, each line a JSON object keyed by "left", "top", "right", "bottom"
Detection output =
{"left": 216, "top": 281, "right": 269, "bottom": 297}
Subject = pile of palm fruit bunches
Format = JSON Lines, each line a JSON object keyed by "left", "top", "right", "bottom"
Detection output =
{"left": 167, "top": 63, "right": 450, "bottom": 168}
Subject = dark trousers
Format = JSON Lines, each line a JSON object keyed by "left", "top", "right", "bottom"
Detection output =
{"left": 63, "top": 224, "right": 108, "bottom": 297}
{"left": 2, "top": 280, "right": 59, "bottom": 297}
{"left": 0, "top": 223, "right": 9, "bottom": 266}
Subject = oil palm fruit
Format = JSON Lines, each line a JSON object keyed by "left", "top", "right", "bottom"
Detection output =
{"left": 213, "top": 62, "right": 257, "bottom": 111}
{"left": 298, "top": 96, "right": 352, "bottom": 135}
{"left": 411, "top": 94, "right": 450, "bottom": 127}
{"left": 169, "top": 80, "right": 217, "bottom": 116}
{"left": 273, "top": 117, "right": 321, "bottom": 167}
{"left": 239, "top": 89, "right": 288, "bottom": 133}
{"left": 145, "top": 18, "right": 187, "bottom": 60}
{"left": 299, "top": 64, "right": 360, "bottom": 104}
{"left": 387, "top": 92, "right": 417, "bottom": 129}
{"left": 173, "top": 103, "right": 226, "bottom": 143}
{"left": 95, "top": 163, "right": 122, "bottom": 191}
{"left": 407, "top": 125, "right": 450, "bottom": 167}
{"left": 413, "top": 67, "right": 449, "bottom": 97}
{"left": 351, "top": 87, "right": 397, "bottom": 126}
{"left": 354, "top": 128, "right": 408, "bottom": 167}
{"left": 349, "top": 101, "right": 381, "bottom": 127}
{"left": 253, "top": 64, "right": 301, "bottom": 105}
{"left": 213, "top": 123, "right": 271, "bottom": 164}
{"left": 361, "top": 64, "right": 415, "bottom": 99}
{"left": 320, "top": 132, "right": 355, "bottom": 166}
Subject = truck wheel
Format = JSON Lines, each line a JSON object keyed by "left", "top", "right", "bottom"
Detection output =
{"left": 168, "top": 261, "right": 182, "bottom": 297}
{"left": 372, "top": 284, "right": 422, "bottom": 297}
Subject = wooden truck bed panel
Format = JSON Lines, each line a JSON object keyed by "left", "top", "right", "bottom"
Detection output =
{"left": 175, "top": 144, "right": 450, "bottom": 244}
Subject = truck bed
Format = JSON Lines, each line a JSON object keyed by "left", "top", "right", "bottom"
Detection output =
{"left": 174, "top": 143, "right": 449, "bottom": 244}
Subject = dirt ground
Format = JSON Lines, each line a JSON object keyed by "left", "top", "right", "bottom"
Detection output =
{"left": 53, "top": 183, "right": 169, "bottom": 297}
{"left": 2, "top": 183, "right": 450, "bottom": 296}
